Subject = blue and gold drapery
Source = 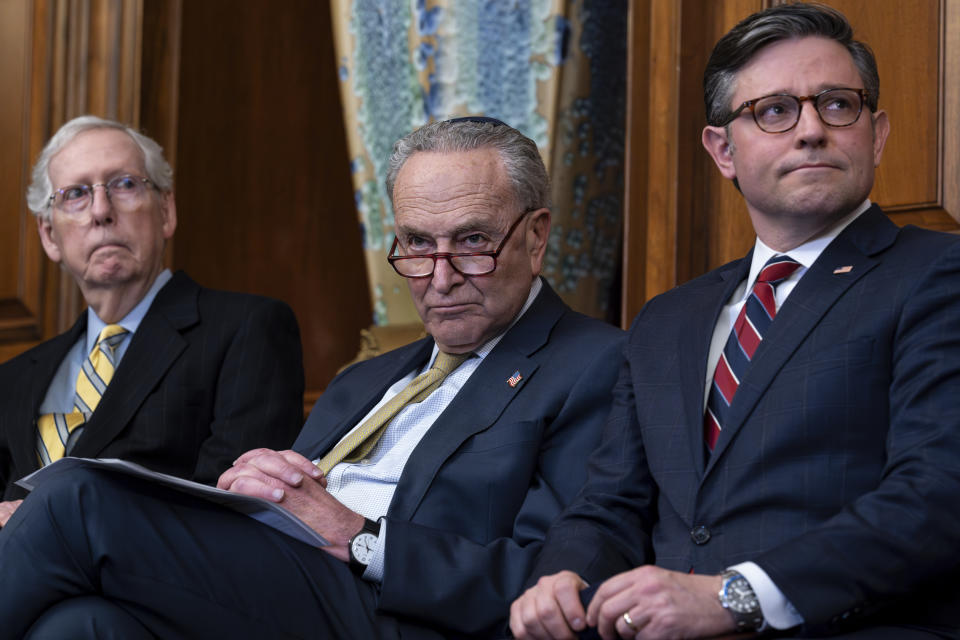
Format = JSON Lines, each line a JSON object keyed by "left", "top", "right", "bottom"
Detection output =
{"left": 331, "top": 0, "right": 626, "bottom": 329}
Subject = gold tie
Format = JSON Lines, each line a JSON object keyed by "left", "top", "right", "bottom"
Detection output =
{"left": 316, "top": 351, "right": 470, "bottom": 474}
{"left": 37, "top": 324, "right": 129, "bottom": 464}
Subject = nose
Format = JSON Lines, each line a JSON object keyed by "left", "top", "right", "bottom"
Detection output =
{"left": 792, "top": 99, "right": 827, "bottom": 147}
{"left": 87, "top": 183, "right": 116, "bottom": 226}
{"left": 429, "top": 255, "right": 466, "bottom": 293}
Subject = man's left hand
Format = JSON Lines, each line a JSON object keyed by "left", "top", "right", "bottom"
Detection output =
{"left": 217, "top": 448, "right": 364, "bottom": 562}
{"left": 586, "top": 566, "right": 733, "bottom": 639}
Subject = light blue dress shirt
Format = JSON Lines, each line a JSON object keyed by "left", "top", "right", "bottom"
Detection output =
{"left": 38, "top": 269, "right": 173, "bottom": 417}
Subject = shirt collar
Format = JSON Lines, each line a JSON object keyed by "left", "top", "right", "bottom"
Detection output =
{"left": 86, "top": 269, "right": 173, "bottom": 353}
{"left": 745, "top": 199, "right": 871, "bottom": 293}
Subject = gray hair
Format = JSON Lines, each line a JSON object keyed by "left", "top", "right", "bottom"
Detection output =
{"left": 26, "top": 115, "right": 174, "bottom": 219}
{"left": 704, "top": 2, "right": 880, "bottom": 127}
{"left": 385, "top": 118, "right": 551, "bottom": 212}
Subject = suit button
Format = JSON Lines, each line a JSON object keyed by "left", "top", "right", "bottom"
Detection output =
{"left": 690, "top": 525, "right": 711, "bottom": 545}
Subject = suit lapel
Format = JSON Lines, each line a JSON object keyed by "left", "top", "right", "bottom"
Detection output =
{"left": 705, "top": 207, "right": 897, "bottom": 473}
{"left": 386, "top": 282, "right": 561, "bottom": 521}
{"left": 71, "top": 273, "right": 197, "bottom": 458}
{"left": 10, "top": 316, "right": 87, "bottom": 472}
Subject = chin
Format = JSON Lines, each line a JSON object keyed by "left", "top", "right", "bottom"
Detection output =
{"left": 429, "top": 326, "right": 483, "bottom": 353}
{"left": 83, "top": 266, "right": 139, "bottom": 288}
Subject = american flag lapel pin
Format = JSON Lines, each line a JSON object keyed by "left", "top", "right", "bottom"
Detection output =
{"left": 507, "top": 370, "right": 522, "bottom": 388}
{"left": 833, "top": 265, "right": 854, "bottom": 274}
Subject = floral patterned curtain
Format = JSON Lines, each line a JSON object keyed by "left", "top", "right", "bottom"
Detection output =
{"left": 331, "top": 0, "right": 626, "bottom": 331}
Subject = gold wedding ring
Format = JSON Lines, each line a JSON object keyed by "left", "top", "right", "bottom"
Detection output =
{"left": 622, "top": 611, "right": 638, "bottom": 632}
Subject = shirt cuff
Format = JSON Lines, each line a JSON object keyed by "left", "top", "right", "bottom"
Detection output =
{"left": 362, "top": 517, "right": 386, "bottom": 583}
{"left": 731, "top": 561, "right": 803, "bottom": 630}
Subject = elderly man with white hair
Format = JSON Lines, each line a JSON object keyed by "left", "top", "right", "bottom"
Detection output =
{"left": 0, "top": 116, "right": 304, "bottom": 526}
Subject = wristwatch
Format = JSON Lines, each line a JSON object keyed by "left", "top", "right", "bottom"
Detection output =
{"left": 348, "top": 518, "right": 381, "bottom": 576}
{"left": 718, "top": 569, "right": 764, "bottom": 632}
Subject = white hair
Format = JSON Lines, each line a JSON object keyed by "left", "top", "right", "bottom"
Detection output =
{"left": 26, "top": 115, "right": 174, "bottom": 219}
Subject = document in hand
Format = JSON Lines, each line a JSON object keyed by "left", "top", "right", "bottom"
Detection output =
{"left": 16, "top": 457, "right": 329, "bottom": 548}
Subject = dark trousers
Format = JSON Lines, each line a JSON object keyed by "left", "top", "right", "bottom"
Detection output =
{"left": 0, "top": 468, "right": 399, "bottom": 639}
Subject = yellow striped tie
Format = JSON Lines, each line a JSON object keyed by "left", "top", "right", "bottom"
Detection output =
{"left": 37, "top": 324, "right": 129, "bottom": 464}
{"left": 316, "top": 351, "right": 470, "bottom": 474}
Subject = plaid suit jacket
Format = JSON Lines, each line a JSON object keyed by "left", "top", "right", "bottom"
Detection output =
{"left": 531, "top": 206, "right": 960, "bottom": 636}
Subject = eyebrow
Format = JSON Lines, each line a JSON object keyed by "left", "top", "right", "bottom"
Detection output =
{"left": 751, "top": 83, "right": 853, "bottom": 97}
{"left": 397, "top": 218, "right": 503, "bottom": 240}
{"left": 54, "top": 168, "right": 144, "bottom": 187}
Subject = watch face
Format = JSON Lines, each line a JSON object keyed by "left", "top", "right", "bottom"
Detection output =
{"left": 726, "top": 577, "right": 760, "bottom": 613}
{"left": 351, "top": 532, "right": 377, "bottom": 565}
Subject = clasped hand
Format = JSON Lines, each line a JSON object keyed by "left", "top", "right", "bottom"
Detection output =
{"left": 509, "top": 566, "right": 732, "bottom": 639}
{"left": 216, "top": 448, "right": 364, "bottom": 561}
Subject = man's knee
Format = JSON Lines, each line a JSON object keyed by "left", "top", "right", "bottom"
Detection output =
{"left": 25, "top": 597, "right": 153, "bottom": 640}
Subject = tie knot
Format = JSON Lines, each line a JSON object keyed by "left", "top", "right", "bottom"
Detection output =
{"left": 432, "top": 351, "right": 470, "bottom": 375}
{"left": 757, "top": 255, "right": 801, "bottom": 286}
{"left": 96, "top": 324, "right": 129, "bottom": 352}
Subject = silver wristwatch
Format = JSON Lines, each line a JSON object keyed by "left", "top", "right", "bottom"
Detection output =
{"left": 718, "top": 569, "right": 764, "bottom": 632}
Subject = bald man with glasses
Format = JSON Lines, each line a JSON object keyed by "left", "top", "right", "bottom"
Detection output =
{"left": 0, "top": 117, "right": 624, "bottom": 640}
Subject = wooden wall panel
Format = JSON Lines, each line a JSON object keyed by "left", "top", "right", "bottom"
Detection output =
{"left": 623, "top": 0, "right": 959, "bottom": 327}
{"left": 0, "top": 0, "right": 32, "bottom": 307}
{"left": 0, "top": 0, "right": 54, "bottom": 358}
{"left": 172, "top": 0, "right": 370, "bottom": 404}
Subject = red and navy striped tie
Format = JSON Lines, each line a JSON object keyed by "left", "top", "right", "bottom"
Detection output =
{"left": 704, "top": 255, "right": 801, "bottom": 451}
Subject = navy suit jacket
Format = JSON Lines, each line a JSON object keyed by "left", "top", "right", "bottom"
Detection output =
{"left": 292, "top": 281, "right": 624, "bottom": 638}
{"left": 530, "top": 207, "right": 960, "bottom": 636}
{"left": 0, "top": 271, "right": 305, "bottom": 500}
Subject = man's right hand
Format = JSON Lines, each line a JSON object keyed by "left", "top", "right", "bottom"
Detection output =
{"left": 216, "top": 448, "right": 325, "bottom": 500}
{"left": 510, "top": 570, "right": 589, "bottom": 639}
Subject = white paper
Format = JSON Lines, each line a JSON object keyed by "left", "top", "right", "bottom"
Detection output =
{"left": 16, "top": 457, "right": 328, "bottom": 548}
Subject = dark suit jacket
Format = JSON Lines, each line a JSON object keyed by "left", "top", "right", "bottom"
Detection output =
{"left": 292, "top": 281, "right": 624, "bottom": 638}
{"left": 530, "top": 207, "right": 960, "bottom": 637}
{"left": 0, "top": 271, "right": 304, "bottom": 500}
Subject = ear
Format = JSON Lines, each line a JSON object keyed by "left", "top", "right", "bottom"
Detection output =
{"left": 871, "top": 110, "right": 890, "bottom": 167}
{"left": 160, "top": 192, "right": 177, "bottom": 239}
{"left": 36, "top": 215, "right": 62, "bottom": 263}
{"left": 702, "top": 125, "right": 737, "bottom": 180}
{"left": 525, "top": 207, "right": 551, "bottom": 276}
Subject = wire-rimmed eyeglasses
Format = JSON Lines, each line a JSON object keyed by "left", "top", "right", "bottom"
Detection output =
{"left": 48, "top": 174, "right": 156, "bottom": 213}
{"left": 720, "top": 87, "right": 870, "bottom": 134}
{"left": 388, "top": 209, "right": 534, "bottom": 278}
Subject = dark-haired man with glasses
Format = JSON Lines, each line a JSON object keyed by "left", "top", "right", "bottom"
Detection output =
{"left": 511, "top": 4, "right": 960, "bottom": 639}
{"left": 0, "top": 117, "right": 623, "bottom": 639}
{"left": 0, "top": 116, "right": 304, "bottom": 526}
